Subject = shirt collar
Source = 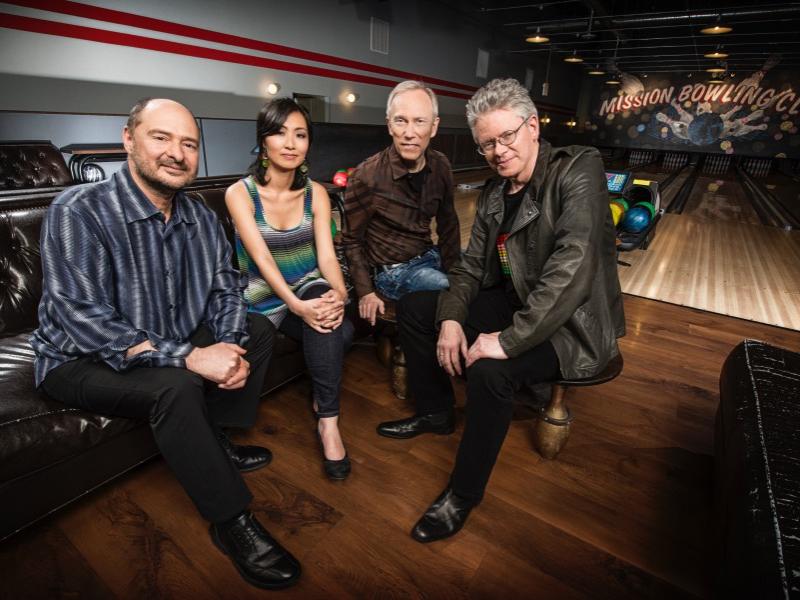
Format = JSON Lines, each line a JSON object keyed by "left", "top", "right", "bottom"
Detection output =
{"left": 118, "top": 163, "right": 193, "bottom": 225}
{"left": 388, "top": 143, "right": 432, "bottom": 181}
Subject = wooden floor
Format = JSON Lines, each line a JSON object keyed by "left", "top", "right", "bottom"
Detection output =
{"left": 3, "top": 296, "right": 800, "bottom": 599}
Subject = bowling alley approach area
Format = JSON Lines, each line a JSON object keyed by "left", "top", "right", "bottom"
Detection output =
{"left": 606, "top": 150, "right": 800, "bottom": 330}
{"left": 3, "top": 1, "right": 800, "bottom": 599}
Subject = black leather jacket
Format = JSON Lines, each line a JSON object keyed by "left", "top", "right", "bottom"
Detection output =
{"left": 437, "top": 139, "right": 625, "bottom": 379}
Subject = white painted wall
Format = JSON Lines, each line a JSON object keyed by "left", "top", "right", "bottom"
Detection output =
{"left": 0, "top": 0, "right": 576, "bottom": 125}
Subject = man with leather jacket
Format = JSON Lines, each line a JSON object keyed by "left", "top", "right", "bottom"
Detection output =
{"left": 380, "top": 78, "right": 625, "bottom": 542}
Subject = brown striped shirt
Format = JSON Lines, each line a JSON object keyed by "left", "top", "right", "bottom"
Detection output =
{"left": 341, "top": 144, "right": 460, "bottom": 298}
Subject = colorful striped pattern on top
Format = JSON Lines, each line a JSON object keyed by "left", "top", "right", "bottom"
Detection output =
{"left": 235, "top": 176, "right": 326, "bottom": 325}
{"left": 496, "top": 232, "right": 512, "bottom": 276}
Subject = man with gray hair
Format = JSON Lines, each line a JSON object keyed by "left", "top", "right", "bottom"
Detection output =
{"left": 342, "top": 80, "right": 460, "bottom": 329}
{"left": 390, "top": 78, "right": 625, "bottom": 541}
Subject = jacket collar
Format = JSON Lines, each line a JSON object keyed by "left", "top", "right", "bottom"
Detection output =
{"left": 388, "top": 143, "right": 433, "bottom": 181}
{"left": 486, "top": 138, "right": 552, "bottom": 224}
{"left": 118, "top": 163, "right": 194, "bottom": 225}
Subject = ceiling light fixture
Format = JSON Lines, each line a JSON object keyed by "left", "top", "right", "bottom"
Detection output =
{"left": 704, "top": 47, "right": 729, "bottom": 59}
{"left": 700, "top": 23, "right": 732, "bottom": 35}
{"left": 706, "top": 66, "right": 726, "bottom": 74}
{"left": 588, "top": 65, "right": 605, "bottom": 75}
{"left": 606, "top": 78, "right": 620, "bottom": 85}
{"left": 526, "top": 27, "right": 549, "bottom": 44}
{"left": 564, "top": 50, "right": 583, "bottom": 63}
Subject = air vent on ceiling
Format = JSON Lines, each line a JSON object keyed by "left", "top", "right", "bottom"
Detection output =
{"left": 370, "top": 17, "right": 390, "bottom": 55}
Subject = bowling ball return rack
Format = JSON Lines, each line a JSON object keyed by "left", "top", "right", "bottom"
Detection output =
{"left": 606, "top": 171, "right": 664, "bottom": 265}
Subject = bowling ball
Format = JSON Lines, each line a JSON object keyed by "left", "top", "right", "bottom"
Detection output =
{"left": 632, "top": 201, "right": 656, "bottom": 219}
{"left": 333, "top": 171, "right": 349, "bottom": 187}
{"left": 688, "top": 113, "right": 724, "bottom": 146}
{"left": 609, "top": 202, "right": 625, "bottom": 226}
{"left": 612, "top": 198, "right": 629, "bottom": 212}
{"left": 622, "top": 206, "right": 651, "bottom": 233}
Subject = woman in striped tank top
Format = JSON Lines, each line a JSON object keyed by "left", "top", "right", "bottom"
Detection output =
{"left": 226, "top": 98, "right": 354, "bottom": 480}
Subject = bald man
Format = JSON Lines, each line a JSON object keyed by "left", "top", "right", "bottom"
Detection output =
{"left": 31, "top": 98, "right": 300, "bottom": 589}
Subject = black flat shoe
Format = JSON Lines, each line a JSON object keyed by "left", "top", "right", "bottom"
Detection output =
{"left": 210, "top": 511, "right": 301, "bottom": 589}
{"left": 316, "top": 430, "right": 351, "bottom": 480}
{"left": 216, "top": 429, "right": 272, "bottom": 472}
{"left": 376, "top": 410, "right": 455, "bottom": 439}
{"left": 411, "top": 488, "right": 475, "bottom": 543}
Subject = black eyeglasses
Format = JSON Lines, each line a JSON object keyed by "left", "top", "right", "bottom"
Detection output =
{"left": 475, "top": 116, "right": 531, "bottom": 156}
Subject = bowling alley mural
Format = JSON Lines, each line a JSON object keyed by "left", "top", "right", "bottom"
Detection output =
{"left": 582, "top": 56, "right": 800, "bottom": 158}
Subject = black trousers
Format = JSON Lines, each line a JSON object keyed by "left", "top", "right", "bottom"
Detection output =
{"left": 41, "top": 313, "right": 275, "bottom": 524}
{"left": 398, "top": 288, "right": 561, "bottom": 502}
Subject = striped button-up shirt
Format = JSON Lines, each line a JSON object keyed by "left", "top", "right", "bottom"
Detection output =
{"left": 31, "top": 164, "right": 248, "bottom": 387}
{"left": 341, "top": 145, "right": 460, "bottom": 298}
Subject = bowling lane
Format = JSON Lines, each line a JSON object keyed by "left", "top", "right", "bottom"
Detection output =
{"left": 762, "top": 169, "right": 800, "bottom": 226}
{"left": 682, "top": 170, "right": 761, "bottom": 225}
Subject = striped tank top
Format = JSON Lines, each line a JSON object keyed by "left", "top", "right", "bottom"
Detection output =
{"left": 236, "top": 176, "right": 326, "bottom": 325}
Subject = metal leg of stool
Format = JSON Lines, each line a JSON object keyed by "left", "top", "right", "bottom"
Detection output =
{"left": 533, "top": 384, "right": 574, "bottom": 459}
{"left": 391, "top": 345, "right": 408, "bottom": 400}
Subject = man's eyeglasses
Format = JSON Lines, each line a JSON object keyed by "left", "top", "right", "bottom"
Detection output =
{"left": 475, "top": 116, "right": 531, "bottom": 156}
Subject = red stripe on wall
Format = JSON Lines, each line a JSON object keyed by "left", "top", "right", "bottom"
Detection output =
{"left": 0, "top": 13, "right": 472, "bottom": 100}
{"left": 7, "top": 0, "right": 479, "bottom": 93}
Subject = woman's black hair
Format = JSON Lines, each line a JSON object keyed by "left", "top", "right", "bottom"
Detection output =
{"left": 247, "top": 97, "right": 313, "bottom": 190}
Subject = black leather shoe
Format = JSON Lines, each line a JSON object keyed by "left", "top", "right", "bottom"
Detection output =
{"left": 216, "top": 430, "right": 272, "bottom": 472}
{"left": 411, "top": 488, "right": 475, "bottom": 543}
{"left": 376, "top": 410, "right": 455, "bottom": 439}
{"left": 210, "top": 511, "right": 300, "bottom": 589}
{"left": 316, "top": 430, "right": 351, "bottom": 480}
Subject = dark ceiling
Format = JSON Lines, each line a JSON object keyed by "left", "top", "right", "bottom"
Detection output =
{"left": 447, "top": 1, "right": 800, "bottom": 79}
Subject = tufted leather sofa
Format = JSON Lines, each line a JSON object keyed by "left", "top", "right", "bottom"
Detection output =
{"left": 0, "top": 157, "right": 311, "bottom": 541}
{"left": 0, "top": 141, "right": 73, "bottom": 191}
{"left": 715, "top": 339, "right": 800, "bottom": 596}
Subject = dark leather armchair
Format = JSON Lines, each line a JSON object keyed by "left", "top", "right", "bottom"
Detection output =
{"left": 0, "top": 141, "right": 73, "bottom": 191}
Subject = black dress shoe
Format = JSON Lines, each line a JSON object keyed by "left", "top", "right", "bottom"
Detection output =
{"left": 216, "top": 430, "right": 272, "bottom": 472}
{"left": 210, "top": 511, "right": 300, "bottom": 589}
{"left": 411, "top": 488, "right": 475, "bottom": 543}
{"left": 316, "top": 430, "right": 351, "bottom": 480}
{"left": 376, "top": 410, "right": 455, "bottom": 439}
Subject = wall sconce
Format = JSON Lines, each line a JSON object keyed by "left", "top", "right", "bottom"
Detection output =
{"left": 265, "top": 82, "right": 281, "bottom": 95}
{"left": 565, "top": 118, "right": 577, "bottom": 128}
{"left": 345, "top": 92, "right": 359, "bottom": 104}
{"left": 540, "top": 115, "right": 551, "bottom": 125}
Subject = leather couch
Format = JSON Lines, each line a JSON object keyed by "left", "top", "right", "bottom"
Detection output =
{"left": 715, "top": 339, "right": 800, "bottom": 597}
{"left": 0, "top": 143, "right": 310, "bottom": 541}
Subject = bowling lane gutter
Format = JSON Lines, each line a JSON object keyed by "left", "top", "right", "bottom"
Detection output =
{"left": 736, "top": 166, "right": 799, "bottom": 231}
{"left": 666, "top": 162, "right": 701, "bottom": 214}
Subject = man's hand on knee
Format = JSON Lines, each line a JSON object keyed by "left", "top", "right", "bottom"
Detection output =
{"left": 465, "top": 332, "right": 508, "bottom": 367}
{"left": 186, "top": 342, "right": 246, "bottom": 383}
{"left": 359, "top": 292, "right": 385, "bottom": 326}
{"left": 218, "top": 357, "right": 250, "bottom": 390}
{"left": 437, "top": 320, "right": 468, "bottom": 376}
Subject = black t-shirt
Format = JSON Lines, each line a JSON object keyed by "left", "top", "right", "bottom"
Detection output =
{"left": 406, "top": 169, "right": 428, "bottom": 194}
{"left": 493, "top": 180, "right": 531, "bottom": 309}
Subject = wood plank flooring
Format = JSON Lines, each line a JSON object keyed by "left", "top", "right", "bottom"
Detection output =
{"left": 3, "top": 296, "right": 800, "bottom": 599}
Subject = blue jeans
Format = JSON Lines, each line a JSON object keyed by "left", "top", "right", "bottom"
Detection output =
{"left": 373, "top": 247, "right": 449, "bottom": 301}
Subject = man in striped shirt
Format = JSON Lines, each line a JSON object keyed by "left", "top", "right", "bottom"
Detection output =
{"left": 31, "top": 98, "right": 300, "bottom": 590}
